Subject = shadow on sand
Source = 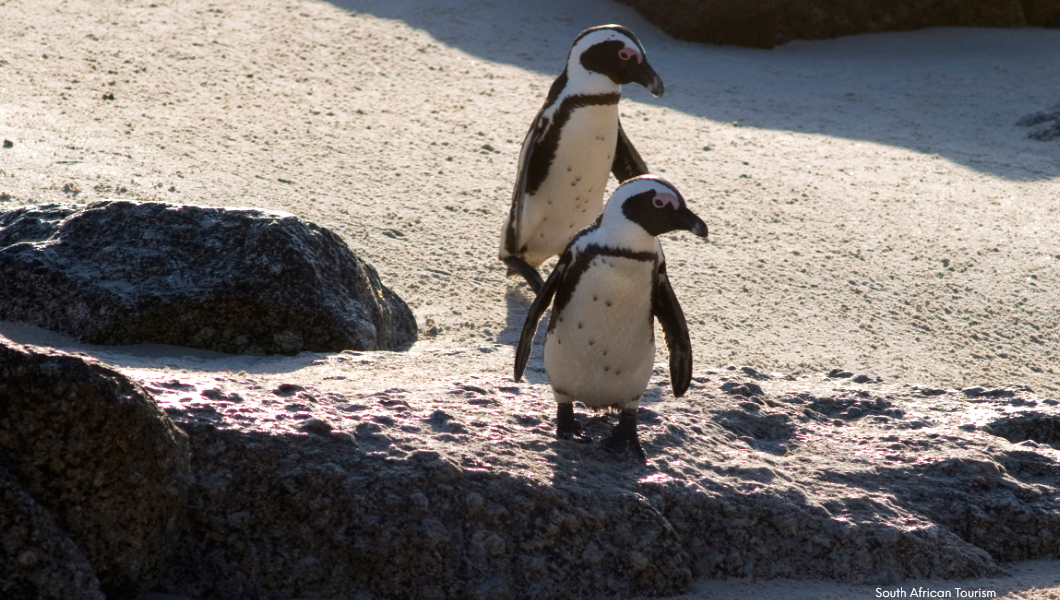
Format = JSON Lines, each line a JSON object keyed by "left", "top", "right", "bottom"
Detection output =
{"left": 497, "top": 284, "right": 551, "bottom": 384}
{"left": 0, "top": 321, "right": 327, "bottom": 375}
{"left": 325, "top": 0, "right": 1060, "bottom": 181}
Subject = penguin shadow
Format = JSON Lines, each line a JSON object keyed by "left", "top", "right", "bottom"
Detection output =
{"left": 543, "top": 404, "right": 665, "bottom": 481}
{"left": 497, "top": 285, "right": 552, "bottom": 385}
{"left": 497, "top": 285, "right": 533, "bottom": 347}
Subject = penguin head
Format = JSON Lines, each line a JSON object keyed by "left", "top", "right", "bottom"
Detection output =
{"left": 603, "top": 175, "right": 708, "bottom": 241}
{"left": 567, "top": 25, "right": 664, "bottom": 96}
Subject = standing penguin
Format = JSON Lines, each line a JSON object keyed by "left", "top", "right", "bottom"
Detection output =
{"left": 514, "top": 176, "right": 707, "bottom": 460}
{"left": 499, "top": 24, "right": 665, "bottom": 292}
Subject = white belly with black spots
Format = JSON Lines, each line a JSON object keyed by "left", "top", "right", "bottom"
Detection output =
{"left": 519, "top": 104, "right": 617, "bottom": 267}
{"left": 543, "top": 255, "right": 656, "bottom": 408}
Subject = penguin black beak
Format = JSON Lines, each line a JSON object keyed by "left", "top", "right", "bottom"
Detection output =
{"left": 679, "top": 208, "right": 708, "bottom": 238}
{"left": 633, "top": 60, "right": 664, "bottom": 97}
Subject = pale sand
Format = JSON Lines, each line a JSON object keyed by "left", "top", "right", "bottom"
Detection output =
{"left": 1, "top": 0, "right": 1059, "bottom": 597}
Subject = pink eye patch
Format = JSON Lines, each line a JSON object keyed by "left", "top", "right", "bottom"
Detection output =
{"left": 652, "top": 192, "right": 679, "bottom": 209}
{"left": 618, "top": 47, "right": 643, "bottom": 64}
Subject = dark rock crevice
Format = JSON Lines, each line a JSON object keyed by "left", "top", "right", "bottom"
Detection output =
{"left": 0, "top": 465, "right": 105, "bottom": 600}
{"left": 0, "top": 341, "right": 190, "bottom": 599}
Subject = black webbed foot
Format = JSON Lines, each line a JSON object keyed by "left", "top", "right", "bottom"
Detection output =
{"left": 556, "top": 403, "right": 590, "bottom": 443}
{"left": 602, "top": 410, "right": 646, "bottom": 462}
{"left": 503, "top": 256, "right": 544, "bottom": 293}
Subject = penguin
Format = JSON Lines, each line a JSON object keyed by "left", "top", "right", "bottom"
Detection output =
{"left": 499, "top": 24, "right": 665, "bottom": 292}
{"left": 514, "top": 175, "right": 708, "bottom": 460}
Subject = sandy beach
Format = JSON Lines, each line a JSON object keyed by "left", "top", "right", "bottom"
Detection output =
{"left": 2, "top": 0, "right": 1060, "bottom": 597}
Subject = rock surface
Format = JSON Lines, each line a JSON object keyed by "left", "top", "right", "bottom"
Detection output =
{"left": 615, "top": 0, "right": 1044, "bottom": 48}
{"left": 0, "top": 201, "right": 417, "bottom": 355}
{"left": 130, "top": 359, "right": 1060, "bottom": 599}
{"left": 0, "top": 340, "right": 190, "bottom": 599}
{"left": 0, "top": 465, "right": 105, "bottom": 600}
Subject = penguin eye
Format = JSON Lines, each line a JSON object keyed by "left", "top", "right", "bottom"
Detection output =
{"left": 619, "top": 48, "right": 635, "bottom": 61}
{"left": 652, "top": 192, "right": 679, "bottom": 210}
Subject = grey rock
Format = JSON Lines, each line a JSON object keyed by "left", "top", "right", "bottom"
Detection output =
{"left": 615, "top": 0, "right": 1031, "bottom": 49}
{"left": 0, "top": 340, "right": 190, "bottom": 599}
{"left": 852, "top": 374, "right": 883, "bottom": 384}
{"left": 298, "top": 418, "right": 335, "bottom": 435}
{"left": 739, "top": 366, "right": 770, "bottom": 380}
{"left": 1017, "top": 103, "right": 1060, "bottom": 141}
{"left": 0, "top": 465, "right": 104, "bottom": 600}
{"left": 1029, "top": 121, "right": 1060, "bottom": 142}
{"left": 161, "top": 432, "right": 690, "bottom": 598}
{"left": 982, "top": 388, "right": 1017, "bottom": 398}
{"left": 827, "top": 368, "right": 854, "bottom": 378}
{"left": 0, "top": 201, "right": 416, "bottom": 355}
{"left": 720, "top": 381, "right": 764, "bottom": 397}
{"left": 962, "top": 385, "right": 1017, "bottom": 400}
{"left": 987, "top": 413, "right": 1060, "bottom": 447}
{"left": 1015, "top": 104, "right": 1060, "bottom": 127}
{"left": 128, "top": 371, "right": 1060, "bottom": 600}
{"left": 893, "top": 451, "right": 1059, "bottom": 561}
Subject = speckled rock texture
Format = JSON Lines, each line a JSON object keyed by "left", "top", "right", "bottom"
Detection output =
{"left": 0, "top": 201, "right": 417, "bottom": 355}
{"left": 0, "top": 465, "right": 105, "bottom": 600}
{"left": 0, "top": 340, "right": 190, "bottom": 599}
{"left": 135, "top": 359, "right": 1060, "bottom": 600}
{"left": 614, "top": 0, "right": 1049, "bottom": 48}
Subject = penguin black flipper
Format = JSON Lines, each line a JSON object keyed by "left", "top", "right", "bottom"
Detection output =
{"left": 514, "top": 252, "right": 569, "bottom": 382}
{"left": 503, "top": 256, "right": 544, "bottom": 293}
{"left": 502, "top": 111, "right": 549, "bottom": 256}
{"left": 611, "top": 119, "right": 649, "bottom": 183}
{"left": 502, "top": 108, "right": 557, "bottom": 291}
{"left": 653, "top": 260, "right": 693, "bottom": 397}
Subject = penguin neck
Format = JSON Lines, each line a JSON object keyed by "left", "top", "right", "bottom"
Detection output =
{"left": 563, "top": 63, "right": 621, "bottom": 98}
{"left": 592, "top": 210, "right": 659, "bottom": 255}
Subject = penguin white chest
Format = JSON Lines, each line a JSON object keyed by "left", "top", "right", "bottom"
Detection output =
{"left": 543, "top": 254, "right": 656, "bottom": 408}
{"left": 520, "top": 104, "right": 618, "bottom": 266}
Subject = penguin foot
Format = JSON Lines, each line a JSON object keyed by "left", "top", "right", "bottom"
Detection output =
{"left": 602, "top": 410, "right": 646, "bottom": 462}
{"left": 503, "top": 256, "right": 544, "bottom": 293}
{"left": 556, "top": 403, "right": 590, "bottom": 443}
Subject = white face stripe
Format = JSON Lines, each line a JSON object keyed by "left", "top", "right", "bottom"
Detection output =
{"left": 582, "top": 175, "right": 684, "bottom": 253}
{"left": 571, "top": 25, "right": 646, "bottom": 57}
{"left": 568, "top": 28, "right": 642, "bottom": 67}
{"left": 553, "top": 26, "right": 646, "bottom": 101}
{"left": 603, "top": 175, "right": 681, "bottom": 212}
